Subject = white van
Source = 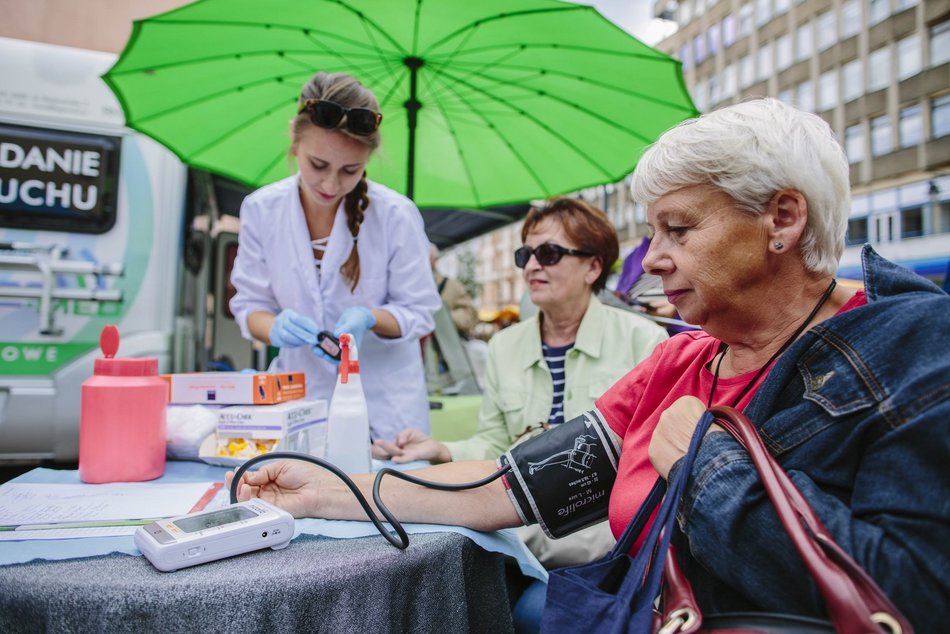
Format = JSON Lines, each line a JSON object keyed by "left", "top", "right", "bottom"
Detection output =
{"left": 0, "top": 37, "right": 253, "bottom": 463}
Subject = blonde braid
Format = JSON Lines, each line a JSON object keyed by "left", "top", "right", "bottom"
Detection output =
{"left": 340, "top": 174, "right": 370, "bottom": 290}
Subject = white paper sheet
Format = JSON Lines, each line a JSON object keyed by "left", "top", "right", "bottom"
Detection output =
{"left": 0, "top": 526, "right": 140, "bottom": 540}
{"left": 0, "top": 481, "right": 218, "bottom": 526}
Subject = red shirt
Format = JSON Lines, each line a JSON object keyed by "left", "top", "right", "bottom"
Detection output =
{"left": 596, "top": 290, "right": 867, "bottom": 544}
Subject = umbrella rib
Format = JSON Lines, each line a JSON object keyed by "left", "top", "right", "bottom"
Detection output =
{"left": 432, "top": 63, "right": 689, "bottom": 145}
{"left": 130, "top": 52, "right": 397, "bottom": 126}
{"left": 421, "top": 6, "right": 584, "bottom": 57}
{"left": 131, "top": 70, "right": 307, "bottom": 124}
{"left": 431, "top": 65, "right": 641, "bottom": 152}
{"left": 184, "top": 95, "right": 297, "bottom": 161}
{"left": 351, "top": 12, "right": 404, "bottom": 81}
{"left": 448, "top": 58, "right": 696, "bottom": 117}
{"left": 412, "top": 0, "right": 423, "bottom": 54}
{"left": 252, "top": 145, "right": 292, "bottom": 186}
{"left": 148, "top": 8, "right": 408, "bottom": 59}
{"left": 420, "top": 73, "right": 483, "bottom": 208}
{"left": 107, "top": 45, "right": 392, "bottom": 78}
{"left": 439, "top": 42, "right": 667, "bottom": 63}
{"left": 435, "top": 78, "right": 553, "bottom": 197}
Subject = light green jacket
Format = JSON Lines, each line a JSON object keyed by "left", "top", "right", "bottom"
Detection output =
{"left": 444, "top": 295, "right": 668, "bottom": 461}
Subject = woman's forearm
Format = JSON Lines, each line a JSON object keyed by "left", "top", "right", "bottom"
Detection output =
{"left": 247, "top": 310, "right": 277, "bottom": 344}
{"left": 370, "top": 308, "right": 401, "bottom": 338}
{"left": 318, "top": 460, "right": 522, "bottom": 531}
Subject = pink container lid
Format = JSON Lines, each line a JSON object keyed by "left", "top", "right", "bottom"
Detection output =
{"left": 93, "top": 325, "right": 159, "bottom": 377}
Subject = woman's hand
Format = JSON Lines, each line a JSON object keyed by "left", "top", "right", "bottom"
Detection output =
{"left": 649, "top": 395, "right": 715, "bottom": 479}
{"left": 371, "top": 428, "right": 452, "bottom": 464}
{"left": 225, "top": 460, "right": 323, "bottom": 518}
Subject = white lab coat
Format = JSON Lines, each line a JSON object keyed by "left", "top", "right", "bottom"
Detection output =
{"left": 229, "top": 175, "right": 441, "bottom": 440}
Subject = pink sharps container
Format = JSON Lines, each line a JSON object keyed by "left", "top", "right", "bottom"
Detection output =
{"left": 79, "top": 325, "right": 167, "bottom": 483}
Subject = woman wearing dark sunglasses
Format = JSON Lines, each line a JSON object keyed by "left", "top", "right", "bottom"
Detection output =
{"left": 371, "top": 197, "right": 667, "bottom": 629}
{"left": 230, "top": 72, "right": 441, "bottom": 443}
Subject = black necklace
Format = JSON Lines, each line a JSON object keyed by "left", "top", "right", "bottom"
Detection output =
{"left": 706, "top": 279, "right": 838, "bottom": 408}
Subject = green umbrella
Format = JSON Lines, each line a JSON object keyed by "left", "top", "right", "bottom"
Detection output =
{"left": 103, "top": 0, "right": 697, "bottom": 208}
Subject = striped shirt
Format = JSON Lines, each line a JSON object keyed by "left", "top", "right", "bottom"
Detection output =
{"left": 542, "top": 341, "right": 574, "bottom": 426}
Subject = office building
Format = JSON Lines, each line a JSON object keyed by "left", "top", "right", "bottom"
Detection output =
{"left": 652, "top": 0, "right": 950, "bottom": 279}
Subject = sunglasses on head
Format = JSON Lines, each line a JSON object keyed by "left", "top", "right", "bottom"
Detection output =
{"left": 514, "top": 243, "right": 595, "bottom": 268}
{"left": 298, "top": 98, "right": 382, "bottom": 136}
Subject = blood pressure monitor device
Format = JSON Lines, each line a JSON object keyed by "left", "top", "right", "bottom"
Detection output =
{"left": 317, "top": 331, "right": 342, "bottom": 361}
{"left": 134, "top": 498, "right": 294, "bottom": 572}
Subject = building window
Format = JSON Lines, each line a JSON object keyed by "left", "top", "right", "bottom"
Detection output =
{"left": 723, "top": 14, "right": 737, "bottom": 48}
{"left": 818, "top": 69, "right": 838, "bottom": 111}
{"left": 709, "top": 75, "right": 722, "bottom": 105}
{"left": 679, "top": 0, "right": 693, "bottom": 25}
{"left": 840, "top": 0, "right": 860, "bottom": 39}
{"left": 842, "top": 58, "right": 864, "bottom": 102}
{"left": 868, "top": 0, "right": 890, "bottom": 25}
{"left": 938, "top": 201, "right": 950, "bottom": 235}
{"left": 739, "top": 55, "right": 755, "bottom": 88}
{"left": 930, "top": 21, "right": 950, "bottom": 67}
{"left": 933, "top": 94, "right": 950, "bottom": 138}
{"left": 797, "top": 80, "right": 814, "bottom": 112}
{"left": 817, "top": 11, "right": 837, "bottom": 51}
{"left": 692, "top": 80, "right": 708, "bottom": 112}
{"left": 778, "top": 88, "right": 794, "bottom": 104}
{"left": 900, "top": 207, "right": 924, "bottom": 238}
{"left": 871, "top": 114, "right": 893, "bottom": 156}
{"left": 899, "top": 105, "right": 923, "bottom": 148}
{"left": 895, "top": 0, "right": 918, "bottom": 10}
{"left": 708, "top": 22, "right": 721, "bottom": 57}
{"left": 897, "top": 35, "right": 922, "bottom": 80}
{"left": 774, "top": 0, "right": 790, "bottom": 16}
{"left": 867, "top": 47, "right": 890, "bottom": 92}
{"left": 739, "top": 3, "right": 754, "bottom": 38}
{"left": 756, "top": 0, "right": 772, "bottom": 27}
{"left": 722, "top": 63, "right": 738, "bottom": 99}
{"left": 847, "top": 217, "right": 869, "bottom": 245}
{"left": 694, "top": 33, "right": 707, "bottom": 64}
{"left": 757, "top": 43, "right": 773, "bottom": 81}
{"left": 845, "top": 123, "right": 865, "bottom": 163}
{"left": 776, "top": 34, "right": 793, "bottom": 70}
{"left": 679, "top": 42, "right": 691, "bottom": 71}
{"left": 796, "top": 21, "right": 813, "bottom": 62}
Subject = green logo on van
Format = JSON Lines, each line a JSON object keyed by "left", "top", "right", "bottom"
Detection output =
{"left": 0, "top": 342, "right": 94, "bottom": 374}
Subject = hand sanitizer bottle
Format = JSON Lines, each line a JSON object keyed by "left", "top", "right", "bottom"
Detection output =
{"left": 325, "top": 333, "right": 372, "bottom": 474}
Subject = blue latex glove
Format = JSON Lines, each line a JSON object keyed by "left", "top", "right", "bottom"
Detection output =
{"left": 332, "top": 305, "right": 376, "bottom": 350}
{"left": 268, "top": 309, "right": 319, "bottom": 348}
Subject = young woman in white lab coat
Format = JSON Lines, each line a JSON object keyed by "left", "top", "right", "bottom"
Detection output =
{"left": 229, "top": 72, "right": 441, "bottom": 441}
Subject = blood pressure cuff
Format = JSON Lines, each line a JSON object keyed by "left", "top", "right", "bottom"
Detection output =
{"left": 499, "top": 408, "right": 620, "bottom": 539}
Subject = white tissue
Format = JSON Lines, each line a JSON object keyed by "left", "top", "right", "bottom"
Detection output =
{"left": 166, "top": 404, "right": 220, "bottom": 460}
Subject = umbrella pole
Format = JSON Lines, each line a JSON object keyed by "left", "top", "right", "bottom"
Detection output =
{"left": 404, "top": 57, "right": 423, "bottom": 201}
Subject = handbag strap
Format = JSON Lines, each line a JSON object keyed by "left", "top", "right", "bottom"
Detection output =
{"left": 656, "top": 406, "right": 912, "bottom": 634}
{"left": 619, "top": 411, "right": 721, "bottom": 625}
{"left": 610, "top": 476, "right": 667, "bottom": 556}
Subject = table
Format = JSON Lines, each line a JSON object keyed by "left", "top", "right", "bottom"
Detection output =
{"left": 0, "top": 462, "right": 545, "bottom": 633}
{"left": 0, "top": 531, "right": 513, "bottom": 633}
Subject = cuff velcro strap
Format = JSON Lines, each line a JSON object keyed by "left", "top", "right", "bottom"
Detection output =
{"left": 502, "top": 408, "right": 620, "bottom": 539}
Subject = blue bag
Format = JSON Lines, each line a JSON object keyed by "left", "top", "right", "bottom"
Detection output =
{"left": 539, "top": 411, "right": 717, "bottom": 634}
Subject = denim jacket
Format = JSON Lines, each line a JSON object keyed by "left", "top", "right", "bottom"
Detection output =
{"left": 673, "top": 246, "right": 950, "bottom": 631}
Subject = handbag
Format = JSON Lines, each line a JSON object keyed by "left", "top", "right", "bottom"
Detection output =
{"left": 540, "top": 406, "right": 913, "bottom": 634}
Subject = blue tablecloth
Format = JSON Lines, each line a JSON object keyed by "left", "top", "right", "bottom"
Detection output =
{"left": 1, "top": 460, "right": 546, "bottom": 582}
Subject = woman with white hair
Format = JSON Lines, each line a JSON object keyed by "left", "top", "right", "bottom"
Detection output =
{"left": 231, "top": 99, "right": 948, "bottom": 631}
